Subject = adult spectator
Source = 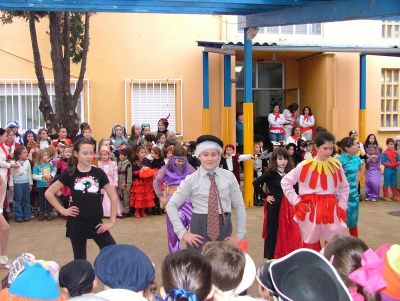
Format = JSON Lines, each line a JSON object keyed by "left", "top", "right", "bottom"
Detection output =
{"left": 299, "top": 106, "right": 315, "bottom": 141}
{"left": 285, "top": 126, "right": 305, "bottom": 146}
{"left": 236, "top": 112, "right": 244, "bottom": 154}
{"left": 267, "top": 103, "right": 285, "bottom": 143}
{"left": 282, "top": 103, "right": 299, "bottom": 140}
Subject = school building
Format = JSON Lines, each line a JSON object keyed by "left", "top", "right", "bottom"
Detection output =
{"left": 1, "top": 13, "right": 400, "bottom": 145}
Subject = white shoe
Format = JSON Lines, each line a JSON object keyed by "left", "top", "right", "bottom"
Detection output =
{"left": 0, "top": 256, "right": 10, "bottom": 269}
{"left": 364, "top": 198, "right": 370, "bottom": 201}
{"left": 370, "top": 199, "right": 377, "bottom": 202}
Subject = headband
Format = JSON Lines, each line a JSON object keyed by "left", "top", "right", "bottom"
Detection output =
{"left": 195, "top": 141, "right": 223, "bottom": 157}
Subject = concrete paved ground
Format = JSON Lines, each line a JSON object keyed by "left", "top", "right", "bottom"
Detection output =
{"left": 1, "top": 199, "right": 399, "bottom": 295}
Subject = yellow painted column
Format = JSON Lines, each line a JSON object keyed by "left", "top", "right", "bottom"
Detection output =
{"left": 202, "top": 108, "right": 210, "bottom": 134}
{"left": 243, "top": 102, "right": 254, "bottom": 208}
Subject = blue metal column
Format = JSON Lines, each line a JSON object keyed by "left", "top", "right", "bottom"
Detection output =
{"left": 359, "top": 54, "right": 367, "bottom": 142}
{"left": 243, "top": 29, "right": 254, "bottom": 207}
{"left": 223, "top": 54, "right": 232, "bottom": 145}
{"left": 202, "top": 51, "right": 210, "bottom": 134}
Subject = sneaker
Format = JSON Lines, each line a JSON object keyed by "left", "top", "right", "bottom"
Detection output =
{"left": 38, "top": 214, "right": 46, "bottom": 221}
{"left": 0, "top": 256, "right": 10, "bottom": 269}
{"left": 370, "top": 199, "right": 377, "bottom": 202}
{"left": 364, "top": 198, "right": 370, "bottom": 201}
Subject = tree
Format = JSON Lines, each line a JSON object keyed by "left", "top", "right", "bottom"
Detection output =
{"left": 1, "top": 11, "right": 91, "bottom": 137}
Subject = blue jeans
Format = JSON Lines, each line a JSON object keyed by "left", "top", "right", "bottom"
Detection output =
{"left": 14, "top": 183, "right": 31, "bottom": 220}
{"left": 37, "top": 187, "right": 53, "bottom": 215}
{"left": 269, "top": 132, "right": 284, "bottom": 143}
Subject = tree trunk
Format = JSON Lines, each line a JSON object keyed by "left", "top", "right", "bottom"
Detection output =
{"left": 28, "top": 13, "right": 58, "bottom": 134}
{"left": 49, "top": 12, "right": 65, "bottom": 123}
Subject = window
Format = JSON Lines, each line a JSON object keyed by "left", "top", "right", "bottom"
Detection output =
{"left": 0, "top": 79, "right": 86, "bottom": 131}
{"left": 382, "top": 21, "right": 400, "bottom": 38}
{"left": 263, "top": 23, "right": 321, "bottom": 35}
{"left": 295, "top": 24, "right": 308, "bottom": 34}
{"left": 129, "top": 80, "right": 182, "bottom": 133}
{"left": 281, "top": 25, "right": 294, "bottom": 34}
{"left": 381, "top": 69, "right": 400, "bottom": 129}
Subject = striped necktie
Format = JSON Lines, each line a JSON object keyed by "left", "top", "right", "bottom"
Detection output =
{"left": 207, "top": 173, "right": 220, "bottom": 241}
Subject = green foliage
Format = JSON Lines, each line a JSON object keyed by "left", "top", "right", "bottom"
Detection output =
{"left": 0, "top": 11, "right": 88, "bottom": 64}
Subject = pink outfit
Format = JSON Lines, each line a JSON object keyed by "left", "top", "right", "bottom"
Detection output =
{"left": 281, "top": 159, "right": 350, "bottom": 244}
{"left": 98, "top": 160, "right": 122, "bottom": 217}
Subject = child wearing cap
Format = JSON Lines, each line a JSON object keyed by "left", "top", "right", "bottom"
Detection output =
{"left": 166, "top": 135, "right": 246, "bottom": 251}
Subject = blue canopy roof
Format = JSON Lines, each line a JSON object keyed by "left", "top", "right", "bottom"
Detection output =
{"left": 1, "top": 0, "right": 400, "bottom": 26}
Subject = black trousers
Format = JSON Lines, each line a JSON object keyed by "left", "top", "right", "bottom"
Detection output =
{"left": 264, "top": 197, "right": 282, "bottom": 259}
{"left": 70, "top": 231, "right": 116, "bottom": 260}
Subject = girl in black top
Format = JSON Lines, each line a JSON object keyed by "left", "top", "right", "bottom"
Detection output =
{"left": 253, "top": 148, "right": 293, "bottom": 259}
{"left": 45, "top": 139, "right": 118, "bottom": 260}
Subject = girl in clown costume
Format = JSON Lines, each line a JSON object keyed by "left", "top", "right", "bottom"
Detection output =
{"left": 281, "top": 131, "right": 350, "bottom": 251}
{"left": 337, "top": 137, "right": 363, "bottom": 237}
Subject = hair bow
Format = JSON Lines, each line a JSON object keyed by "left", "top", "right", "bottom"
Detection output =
{"left": 349, "top": 287, "right": 364, "bottom": 301}
{"left": 165, "top": 288, "right": 199, "bottom": 301}
{"left": 348, "top": 248, "right": 387, "bottom": 294}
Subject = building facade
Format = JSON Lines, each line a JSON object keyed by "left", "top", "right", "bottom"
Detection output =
{"left": 1, "top": 14, "right": 400, "bottom": 145}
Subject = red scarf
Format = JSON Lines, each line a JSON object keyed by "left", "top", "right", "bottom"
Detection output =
{"left": 304, "top": 114, "right": 310, "bottom": 122}
{"left": 0, "top": 142, "right": 9, "bottom": 161}
{"left": 291, "top": 135, "right": 301, "bottom": 142}
{"left": 273, "top": 111, "right": 280, "bottom": 121}
{"left": 290, "top": 111, "right": 295, "bottom": 119}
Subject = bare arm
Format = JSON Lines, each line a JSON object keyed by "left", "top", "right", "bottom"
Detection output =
{"left": 45, "top": 181, "right": 79, "bottom": 217}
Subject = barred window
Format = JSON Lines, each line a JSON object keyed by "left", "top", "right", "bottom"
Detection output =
{"left": 382, "top": 21, "right": 400, "bottom": 38}
{"left": 381, "top": 69, "right": 400, "bottom": 129}
{"left": 0, "top": 79, "right": 86, "bottom": 131}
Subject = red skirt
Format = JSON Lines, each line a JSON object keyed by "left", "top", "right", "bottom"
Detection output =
{"left": 130, "top": 177, "right": 155, "bottom": 209}
{"left": 262, "top": 196, "right": 302, "bottom": 259}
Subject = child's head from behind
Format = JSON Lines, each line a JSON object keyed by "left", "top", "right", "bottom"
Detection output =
{"left": 59, "top": 259, "right": 95, "bottom": 298}
{"left": 202, "top": 241, "right": 245, "bottom": 292}
{"left": 324, "top": 236, "right": 381, "bottom": 301}
{"left": 162, "top": 250, "right": 212, "bottom": 301}
{"left": 14, "top": 147, "right": 28, "bottom": 161}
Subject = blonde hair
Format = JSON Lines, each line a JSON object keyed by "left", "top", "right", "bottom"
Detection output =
{"left": 34, "top": 150, "right": 49, "bottom": 166}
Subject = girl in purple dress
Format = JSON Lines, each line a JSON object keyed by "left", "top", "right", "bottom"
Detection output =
{"left": 153, "top": 146, "right": 194, "bottom": 253}
{"left": 365, "top": 144, "right": 381, "bottom": 202}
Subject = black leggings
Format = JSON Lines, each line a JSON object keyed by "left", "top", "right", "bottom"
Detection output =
{"left": 70, "top": 231, "right": 116, "bottom": 260}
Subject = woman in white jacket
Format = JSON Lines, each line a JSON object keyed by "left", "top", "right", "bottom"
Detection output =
{"left": 299, "top": 106, "right": 315, "bottom": 141}
{"left": 268, "top": 103, "right": 286, "bottom": 143}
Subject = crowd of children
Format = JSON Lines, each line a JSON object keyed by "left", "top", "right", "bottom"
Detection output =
{"left": 0, "top": 237, "right": 399, "bottom": 301}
